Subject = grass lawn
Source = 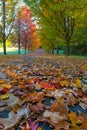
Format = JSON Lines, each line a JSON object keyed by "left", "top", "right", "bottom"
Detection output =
{"left": 0, "top": 47, "right": 29, "bottom": 54}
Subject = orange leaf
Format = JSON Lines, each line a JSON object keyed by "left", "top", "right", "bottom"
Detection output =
{"left": 1, "top": 84, "right": 11, "bottom": 89}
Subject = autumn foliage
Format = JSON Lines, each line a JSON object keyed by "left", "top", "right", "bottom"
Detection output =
{"left": 15, "top": 6, "right": 40, "bottom": 52}
{"left": 0, "top": 55, "right": 87, "bottom": 130}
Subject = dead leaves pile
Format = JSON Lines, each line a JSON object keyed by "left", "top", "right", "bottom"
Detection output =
{"left": 0, "top": 55, "right": 87, "bottom": 130}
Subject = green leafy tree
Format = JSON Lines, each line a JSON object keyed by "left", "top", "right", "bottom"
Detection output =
{"left": 24, "top": 0, "right": 87, "bottom": 55}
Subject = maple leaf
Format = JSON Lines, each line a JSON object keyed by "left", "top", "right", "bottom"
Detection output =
{"left": 68, "top": 112, "right": 78, "bottom": 125}
{"left": 68, "top": 112, "right": 80, "bottom": 130}
{"left": 43, "top": 110, "right": 67, "bottom": 123}
{"left": 21, "top": 119, "right": 38, "bottom": 130}
{"left": 0, "top": 107, "right": 29, "bottom": 129}
{"left": 59, "top": 80, "right": 69, "bottom": 87}
{"left": 72, "top": 78, "right": 82, "bottom": 88}
{"left": 50, "top": 98, "right": 68, "bottom": 115}
{"left": 28, "top": 92, "right": 44, "bottom": 102}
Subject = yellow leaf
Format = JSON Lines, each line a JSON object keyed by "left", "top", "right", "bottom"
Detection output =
{"left": 68, "top": 112, "right": 78, "bottom": 126}
{"left": 65, "top": 90, "right": 70, "bottom": 95}
{"left": 69, "top": 126, "right": 80, "bottom": 130}
{"left": 1, "top": 84, "right": 11, "bottom": 89}
{"left": 73, "top": 79, "right": 82, "bottom": 87}
{"left": 0, "top": 94, "right": 9, "bottom": 100}
{"left": 37, "top": 127, "right": 42, "bottom": 130}
{"left": 60, "top": 80, "right": 69, "bottom": 87}
{"left": 0, "top": 80, "right": 6, "bottom": 84}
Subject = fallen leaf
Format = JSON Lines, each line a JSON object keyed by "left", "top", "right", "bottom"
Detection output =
{"left": 59, "top": 80, "right": 69, "bottom": 87}
{"left": 43, "top": 110, "right": 67, "bottom": 123}
{"left": 0, "top": 94, "right": 9, "bottom": 100}
{"left": 1, "top": 84, "right": 11, "bottom": 89}
{"left": 21, "top": 119, "right": 38, "bottom": 130}
{"left": 68, "top": 111, "right": 80, "bottom": 130}
{"left": 78, "top": 113, "right": 87, "bottom": 130}
{"left": 0, "top": 106, "right": 29, "bottom": 129}
{"left": 0, "top": 80, "right": 6, "bottom": 84}
{"left": 72, "top": 79, "right": 82, "bottom": 88}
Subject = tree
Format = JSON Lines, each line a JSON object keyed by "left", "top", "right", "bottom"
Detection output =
{"left": 0, "top": 0, "right": 21, "bottom": 55}
{"left": 14, "top": 6, "right": 40, "bottom": 54}
{"left": 24, "top": 0, "right": 87, "bottom": 55}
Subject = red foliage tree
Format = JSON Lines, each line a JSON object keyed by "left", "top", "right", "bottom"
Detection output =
{"left": 19, "top": 6, "right": 40, "bottom": 54}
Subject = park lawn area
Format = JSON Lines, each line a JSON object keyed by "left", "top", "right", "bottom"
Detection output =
{"left": 0, "top": 47, "right": 29, "bottom": 54}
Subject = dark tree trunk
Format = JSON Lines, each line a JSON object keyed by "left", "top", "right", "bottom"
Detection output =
{"left": 24, "top": 40, "right": 27, "bottom": 54}
{"left": 66, "top": 41, "right": 70, "bottom": 56}
{"left": 57, "top": 46, "right": 59, "bottom": 54}
{"left": 2, "top": 1, "right": 6, "bottom": 55}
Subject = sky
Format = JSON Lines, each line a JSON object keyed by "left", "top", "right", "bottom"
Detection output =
{"left": 21, "top": 0, "right": 26, "bottom": 5}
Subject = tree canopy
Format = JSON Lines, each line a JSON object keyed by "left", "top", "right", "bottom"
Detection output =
{"left": 24, "top": 0, "right": 87, "bottom": 55}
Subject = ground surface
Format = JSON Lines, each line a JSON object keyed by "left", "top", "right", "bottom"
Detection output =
{"left": 0, "top": 54, "right": 87, "bottom": 130}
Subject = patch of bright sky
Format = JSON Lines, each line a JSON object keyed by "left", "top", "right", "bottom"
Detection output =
{"left": 21, "top": 0, "right": 26, "bottom": 6}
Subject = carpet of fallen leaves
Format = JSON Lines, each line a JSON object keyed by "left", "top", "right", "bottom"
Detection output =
{"left": 0, "top": 55, "right": 87, "bottom": 130}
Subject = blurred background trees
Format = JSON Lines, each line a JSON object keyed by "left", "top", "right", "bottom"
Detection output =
{"left": 0, "top": 0, "right": 87, "bottom": 55}
{"left": 24, "top": 0, "right": 87, "bottom": 56}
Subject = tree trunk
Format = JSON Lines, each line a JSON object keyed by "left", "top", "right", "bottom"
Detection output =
{"left": 25, "top": 44, "right": 27, "bottom": 54}
{"left": 52, "top": 49, "right": 54, "bottom": 54}
{"left": 57, "top": 46, "right": 59, "bottom": 54}
{"left": 18, "top": 33, "right": 20, "bottom": 54}
{"left": 18, "top": 17, "right": 21, "bottom": 55}
{"left": 25, "top": 40, "right": 27, "bottom": 54}
{"left": 66, "top": 41, "right": 70, "bottom": 56}
{"left": 2, "top": 1, "right": 6, "bottom": 55}
{"left": 3, "top": 39, "right": 6, "bottom": 55}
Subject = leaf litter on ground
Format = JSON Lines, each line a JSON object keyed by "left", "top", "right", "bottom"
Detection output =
{"left": 0, "top": 55, "right": 87, "bottom": 130}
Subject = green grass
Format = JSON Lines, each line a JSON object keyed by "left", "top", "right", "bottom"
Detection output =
{"left": 0, "top": 47, "right": 29, "bottom": 55}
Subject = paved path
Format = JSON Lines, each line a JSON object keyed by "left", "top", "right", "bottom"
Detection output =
{"left": 30, "top": 49, "right": 47, "bottom": 55}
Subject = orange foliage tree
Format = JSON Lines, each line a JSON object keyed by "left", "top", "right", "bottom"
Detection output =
{"left": 15, "top": 6, "right": 40, "bottom": 54}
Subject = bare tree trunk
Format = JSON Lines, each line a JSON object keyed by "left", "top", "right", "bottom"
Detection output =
{"left": 18, "top": 17, "right": 21, "bottom": 55}
{"left": 2, "top": 0, "right": 6, "bottom": 55}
